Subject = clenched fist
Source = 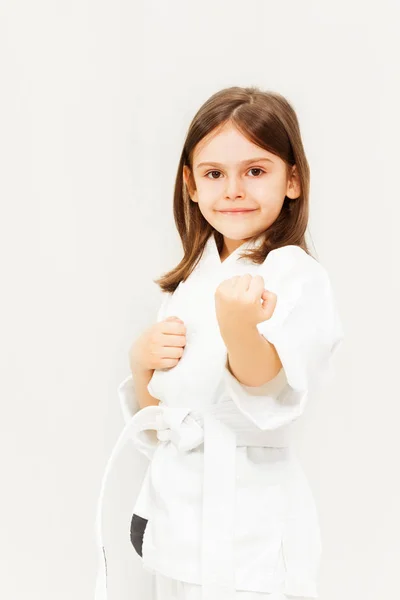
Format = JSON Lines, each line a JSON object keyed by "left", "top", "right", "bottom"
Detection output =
{"left": 129, "top": 316, "right": 187, "bottom": 377}
{"left": 215, "top": 273, "right": 277, "bottom": 335}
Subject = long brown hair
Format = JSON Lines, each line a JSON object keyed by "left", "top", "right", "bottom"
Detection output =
{"left": 154, "top": 86, "right": 314, "bottom": 294}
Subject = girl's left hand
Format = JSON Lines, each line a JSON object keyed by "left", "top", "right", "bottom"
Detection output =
{"left": 214, "top": 274, "right": 277, "bottom": 334}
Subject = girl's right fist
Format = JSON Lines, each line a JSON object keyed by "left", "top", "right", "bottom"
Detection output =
{"left": 129, "top": 316, "right": 187, "bottom": 376}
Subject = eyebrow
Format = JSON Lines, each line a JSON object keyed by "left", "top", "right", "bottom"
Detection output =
{"left": 196, "top": 157, "right": 275, "bottom": 168}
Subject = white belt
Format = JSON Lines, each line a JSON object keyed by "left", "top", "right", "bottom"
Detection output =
{"left": 94, "top": 399, "right": 290, "bottom": 600}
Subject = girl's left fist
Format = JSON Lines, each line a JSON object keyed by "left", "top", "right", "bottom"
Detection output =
{"left": 214, "top": 273, "right": 277, "bottom": 331}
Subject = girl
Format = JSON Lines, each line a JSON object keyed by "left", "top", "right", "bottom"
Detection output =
{"left": 95, "top": 86, "right": 344, "bottom": 600}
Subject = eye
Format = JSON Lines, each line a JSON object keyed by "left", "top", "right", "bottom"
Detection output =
{"left": 248, "top": 168, "right": 264, "bottom": 177}
{"left": 204, "top": 168, "right": 265, "bottom": 179}
{"left": 205, "top": 170, "right": 222, "bottom": 179}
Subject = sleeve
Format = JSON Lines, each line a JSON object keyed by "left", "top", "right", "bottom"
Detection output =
{"left": 222, "top": 247, "right": 344, "bottom": 430}
{"left": 118, "top": 291, "right": 172, "bottom": 424}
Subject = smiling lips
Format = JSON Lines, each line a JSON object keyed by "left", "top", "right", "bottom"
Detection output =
{"left": 218, "top": 209, "right": 256, "bottom": 215}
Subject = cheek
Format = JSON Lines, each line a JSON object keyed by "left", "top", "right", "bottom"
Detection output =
{"left": 196, "top": 187, "right": 221, "bottom": 212}
{"left": 197, "top": 180, "right": 220, "bottom": 198}
{"left": 196, "top": 201, "right": 215, "bottom": 221}
{"left": 257, "top": 197, "right": 286, "bottom": 226}
{"left": 253, "top": 175, "right": 281, "bottom": 194}
{"left": 256, "top": 179, "right": 287, "bottom": 208}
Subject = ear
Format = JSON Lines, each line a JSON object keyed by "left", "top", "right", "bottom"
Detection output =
{"left": 183, "top": 165, "right": 197, "bottom": 202}
{"left": 286, "top": 165, "right": 301, "bottom": 199}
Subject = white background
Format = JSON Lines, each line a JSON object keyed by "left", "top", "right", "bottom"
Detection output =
{"left": 0, "top": 1, "right": 399, "bottom": 599}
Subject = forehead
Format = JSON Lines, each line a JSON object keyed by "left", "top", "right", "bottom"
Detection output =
{"left": 192, "top": 123, "right": 277, "bottom": 167}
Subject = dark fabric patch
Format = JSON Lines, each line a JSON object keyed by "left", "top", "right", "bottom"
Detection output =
{"left": 130, "top": 513, "right": 148, "bottom": 557}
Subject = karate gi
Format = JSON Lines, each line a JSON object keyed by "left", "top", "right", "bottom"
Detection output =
{"left": 95, "top": 232, "right": 344, "bottom": 600}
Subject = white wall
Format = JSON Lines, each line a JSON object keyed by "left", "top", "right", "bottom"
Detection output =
{"left": 0, "top": 1, "right": 398, "bottom": 599}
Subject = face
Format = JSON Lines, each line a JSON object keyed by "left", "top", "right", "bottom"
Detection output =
{"left": 183, "top": 121, "right": 301, "bottom": 257}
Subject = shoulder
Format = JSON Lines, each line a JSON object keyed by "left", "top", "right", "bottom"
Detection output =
{"left": 262, "top": 244, "right": 329, "bottom": 283}
{"left": 256, "top": 246, "right": 339, "bottom": 334}
{"left": 258, "top": 245, "right": 333, "bottom": 306}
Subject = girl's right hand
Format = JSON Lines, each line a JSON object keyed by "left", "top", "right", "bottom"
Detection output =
{"left": 129, "top": 316, "right": 187, "bottom": 376}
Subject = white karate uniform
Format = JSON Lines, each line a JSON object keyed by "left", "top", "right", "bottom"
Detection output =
{"left": 95, "top": 232, "right": 344, "bottom": 600}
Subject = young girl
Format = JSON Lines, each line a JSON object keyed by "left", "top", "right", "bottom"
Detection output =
{"left": 95, "top": 86, "right": 344, "bottom": 600}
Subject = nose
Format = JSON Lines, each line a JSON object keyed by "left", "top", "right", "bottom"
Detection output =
{"left": 224, "top": 175, "right": 245, "bottom": 199}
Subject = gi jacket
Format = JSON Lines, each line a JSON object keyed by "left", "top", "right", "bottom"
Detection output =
{"left": 95, "top": 233, "right": 344, "bottom": 600}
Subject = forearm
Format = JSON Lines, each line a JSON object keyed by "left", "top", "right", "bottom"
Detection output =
{"left": 131, "top": 368, "right": 161, "bottom": 409}
{"left": 221, "top": 324, "right": 282, "bottom": 387}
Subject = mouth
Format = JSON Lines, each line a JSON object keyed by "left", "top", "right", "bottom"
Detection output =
{"left": 218, "top": 209, "right": 257, "bottom": 215}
